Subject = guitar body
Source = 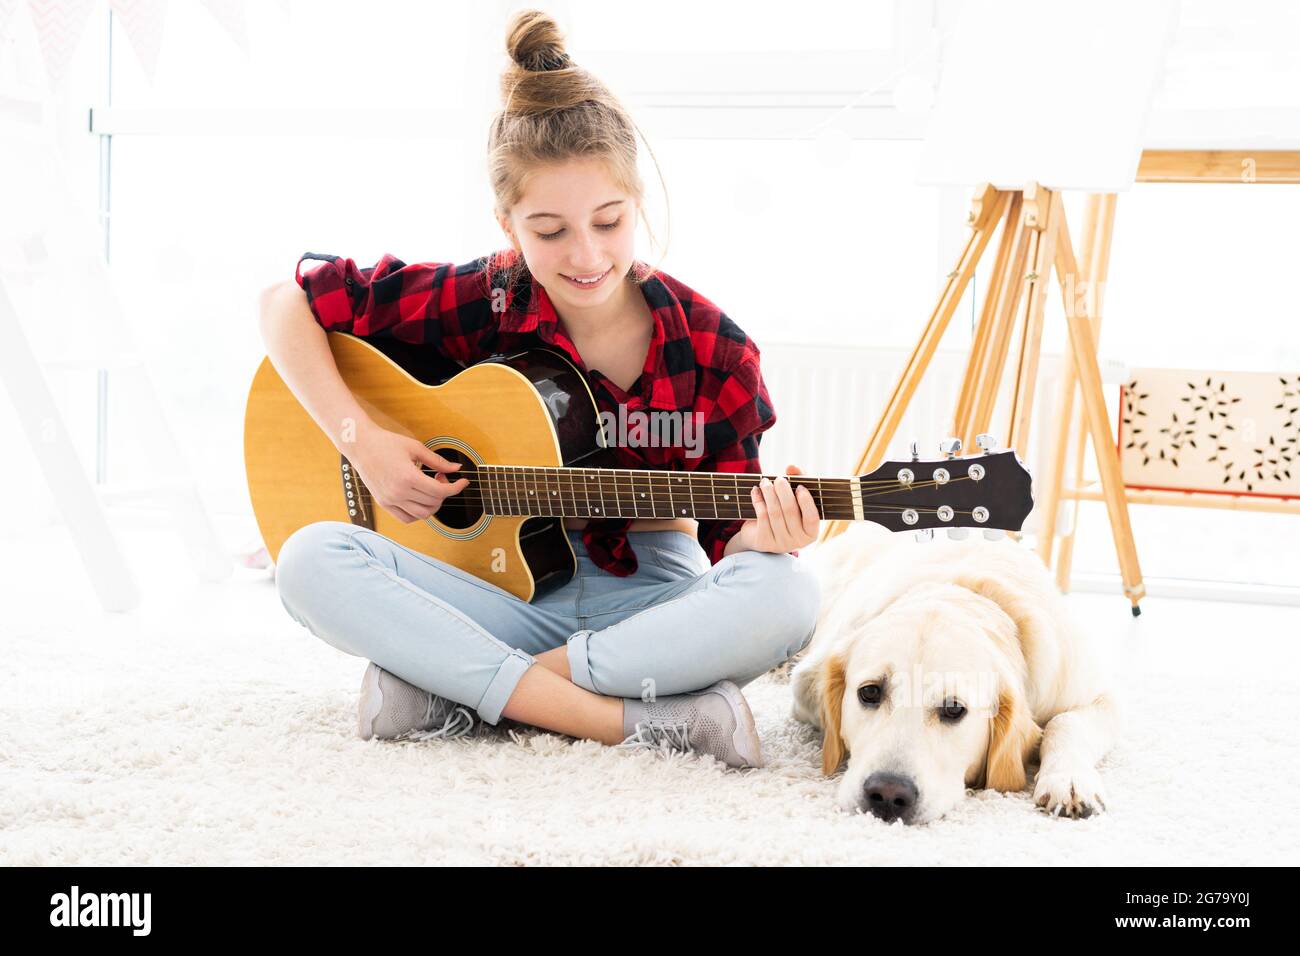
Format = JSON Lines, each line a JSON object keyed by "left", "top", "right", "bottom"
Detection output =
{"left": 245, "top": 332, "right": 608, "bottom": 602}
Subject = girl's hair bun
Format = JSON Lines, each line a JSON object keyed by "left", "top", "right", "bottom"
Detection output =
{"left": 506, "top": 9, "right": 571, "bottom": 73}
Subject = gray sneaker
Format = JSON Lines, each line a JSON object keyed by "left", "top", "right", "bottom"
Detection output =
{"left": 357, "top": 662, "right": 477, "bottom": 742}
{"left": 617, "top": 679, "right": 765, "bottom": 769}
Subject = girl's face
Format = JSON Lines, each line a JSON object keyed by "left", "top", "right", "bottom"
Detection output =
{"left": 499, "top": 156, "right": 639, "bottom": 317}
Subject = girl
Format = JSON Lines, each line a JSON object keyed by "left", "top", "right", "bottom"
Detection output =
{"left": 258, "top": 9, "right": 821, "bottom": 770}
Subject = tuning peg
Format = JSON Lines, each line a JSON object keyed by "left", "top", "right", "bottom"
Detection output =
{"left": 914, "top": 528, "right": 934, "bottom": 542}
{"left": 946, "top": 528, "right": 969, "bottom": 540}
{"left": 983, "top": 529, "right": 1005, "bottom": 541}
{"left": 940, "top": 437, "right": 962, "bottom": 459}
{"left": 909, "top": 439, "right": 920, "bottom": 462}
{"left": 975, "top": 433, "right": 998, "bottom": 454}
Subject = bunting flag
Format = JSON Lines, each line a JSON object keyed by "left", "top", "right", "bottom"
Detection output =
{"left": 109, "top": 0, "right": 169, "bottom": 83}
{"left": 26, "top": 0, "right": 97, "bottom": 90}
{"left": 198, "top": 0, "right": 248, "bottom": 57}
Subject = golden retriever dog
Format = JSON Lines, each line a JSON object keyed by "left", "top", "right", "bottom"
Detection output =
{"left": 790, "top": 523, "right": 1119, "bottom": 825}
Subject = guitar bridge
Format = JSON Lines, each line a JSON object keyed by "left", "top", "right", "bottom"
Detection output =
{"left": 340, "top": 456, "right": 375, "bottom": 530}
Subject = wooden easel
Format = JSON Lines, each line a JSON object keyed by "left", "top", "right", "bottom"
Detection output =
{"left": 1044, "top": 151, "right": 1300, "bottom": 596}
{"left": 819, "top": 181, "right": 1146, "bottom": 615}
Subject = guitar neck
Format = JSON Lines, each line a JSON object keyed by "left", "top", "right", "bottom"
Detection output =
{"left": 462, "top": 464, "right": 867, "bottom": 522}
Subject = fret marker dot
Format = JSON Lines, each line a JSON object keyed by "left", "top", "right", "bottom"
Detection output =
{"left": 723, "top": 494, "right": 730, "bottom": 500}
{"left": 680, "top": 509, "right": 686, "bottom": 514}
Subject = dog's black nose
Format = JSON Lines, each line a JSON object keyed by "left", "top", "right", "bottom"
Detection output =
{"left": 862, "top": 772, "right": 918, "bottom": 823}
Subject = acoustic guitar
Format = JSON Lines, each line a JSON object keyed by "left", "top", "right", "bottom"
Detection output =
{"left": 244, "top": 332, "right": 1034, "bottom": 601}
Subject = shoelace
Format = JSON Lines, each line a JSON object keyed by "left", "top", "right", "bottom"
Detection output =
{"left": 616, "top": 719, "right": 693, "bottom": 754}
{"left": 401, "top": 695, "right": 476, "bottom": 741}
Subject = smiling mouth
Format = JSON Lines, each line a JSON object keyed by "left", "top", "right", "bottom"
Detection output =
{"left": 561, "top": 268, "right": 611, "bottom": 287}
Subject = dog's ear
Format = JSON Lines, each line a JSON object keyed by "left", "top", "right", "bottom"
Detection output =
{"left": 984, "top": 686, "right": 1043, "bottom": 792}
{"left": 820, "top": 652, "right": 849, "bottom": 776}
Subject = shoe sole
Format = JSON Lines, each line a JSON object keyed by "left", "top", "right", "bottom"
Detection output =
{"left": 358, "top": 661, "right": 384, "bottom": 741}
{"left": 704, "top": 679, "right": 765, "bottom": 769}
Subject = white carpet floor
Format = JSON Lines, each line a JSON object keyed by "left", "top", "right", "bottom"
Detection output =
{"left": 3, "top": 516, "right": 1298, "bottom": 866}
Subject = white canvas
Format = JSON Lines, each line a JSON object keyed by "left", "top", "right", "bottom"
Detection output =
{"left": 917, "top": 0, "right": 1179, "bottom": 191}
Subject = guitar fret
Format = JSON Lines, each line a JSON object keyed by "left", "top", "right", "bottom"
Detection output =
{"left": 638, "top": 470, "right": 654, "bottom": 518}
{"left": 703, "top": 473, "right": 719, "bottom": 520}
{"left": 626, "top": 469, "right": 638, "bottom": 518}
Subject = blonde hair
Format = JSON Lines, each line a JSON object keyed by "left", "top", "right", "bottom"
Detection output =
{"left": 485, "top": 9, "right": 668, "bottom": 289}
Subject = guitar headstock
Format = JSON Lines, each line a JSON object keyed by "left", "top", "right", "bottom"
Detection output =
{"left": 857, "top": 436, "right": 1033, "bottom": 534}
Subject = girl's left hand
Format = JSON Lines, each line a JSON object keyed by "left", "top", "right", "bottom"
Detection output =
{"left": 729, "top": 464, "right": 821, "bottom": 555}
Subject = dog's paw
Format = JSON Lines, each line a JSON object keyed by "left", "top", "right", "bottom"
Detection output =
{"left": 1033, "top": 767, "right": 1107, "bottom": 819}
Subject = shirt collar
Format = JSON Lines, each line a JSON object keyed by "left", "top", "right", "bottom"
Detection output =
{"left": 498, "top": 266, "right": 695, "bottom": 412}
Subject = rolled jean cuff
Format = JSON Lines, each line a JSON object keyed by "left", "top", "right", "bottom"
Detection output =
{"left": 477, "top": 648, "right": 535, "bottom": 725}
{"left": 566, "top": 629, "right": 597, "bottom": 694}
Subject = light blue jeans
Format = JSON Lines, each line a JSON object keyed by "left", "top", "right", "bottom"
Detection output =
{"left": 274, "top": 521, "right": 821, "bottom": 725}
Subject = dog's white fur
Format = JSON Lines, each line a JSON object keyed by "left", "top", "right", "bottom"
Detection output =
{"left": 791, "top": 523, "right": 1119, "bottom": 824}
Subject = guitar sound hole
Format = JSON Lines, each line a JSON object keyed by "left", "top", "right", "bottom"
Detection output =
{"left": 424, "top": 447, "right": 483, "bottom": 530}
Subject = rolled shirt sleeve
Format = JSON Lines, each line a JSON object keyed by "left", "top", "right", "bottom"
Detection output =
{"left": 294, "top": 251, "right": 500, "bottom": 365}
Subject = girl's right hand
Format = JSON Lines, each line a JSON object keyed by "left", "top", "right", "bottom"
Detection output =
{"left": 345, "top": 425, "right": 470, "bottom": 524}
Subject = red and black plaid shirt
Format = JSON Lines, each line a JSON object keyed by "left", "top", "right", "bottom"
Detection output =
{"left": 295, "top": 250, "right": 777, "bottom": 576}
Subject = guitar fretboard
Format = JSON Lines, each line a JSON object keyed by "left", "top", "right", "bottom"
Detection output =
{"left": 451, "top": 464, "right": 886, "bottom": 522}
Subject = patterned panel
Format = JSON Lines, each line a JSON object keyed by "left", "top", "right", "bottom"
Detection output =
{"left": 1120, "top": 368, "right": 1299, "bottom": 498}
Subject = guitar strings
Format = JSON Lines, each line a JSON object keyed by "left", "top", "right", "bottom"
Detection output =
{"left": 429, "top": 467, "right": 973, "bottom": 496}
{"left": 403, "top": 470, "right": 974, "bottom": 506}
{"left": 404, "top": 472, "right": 973, "bottom": 507}
{"left": 352, "top": 467, "right": 987, "bottom": 518}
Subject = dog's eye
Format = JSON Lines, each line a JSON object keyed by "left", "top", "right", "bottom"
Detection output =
{"left": 940, "top": 698, "right": 967, "bottom": 722}
{"left": 858, "top": 684, "right": 883, "bottom": 707}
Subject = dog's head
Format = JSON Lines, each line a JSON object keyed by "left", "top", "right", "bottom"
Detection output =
{"left": 815, "top": 580, "right": 1042, "bottom": 825}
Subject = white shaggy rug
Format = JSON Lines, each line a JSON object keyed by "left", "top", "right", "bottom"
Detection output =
{"left": 3, "top": 519, "right": 1298, "bottom": 866}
